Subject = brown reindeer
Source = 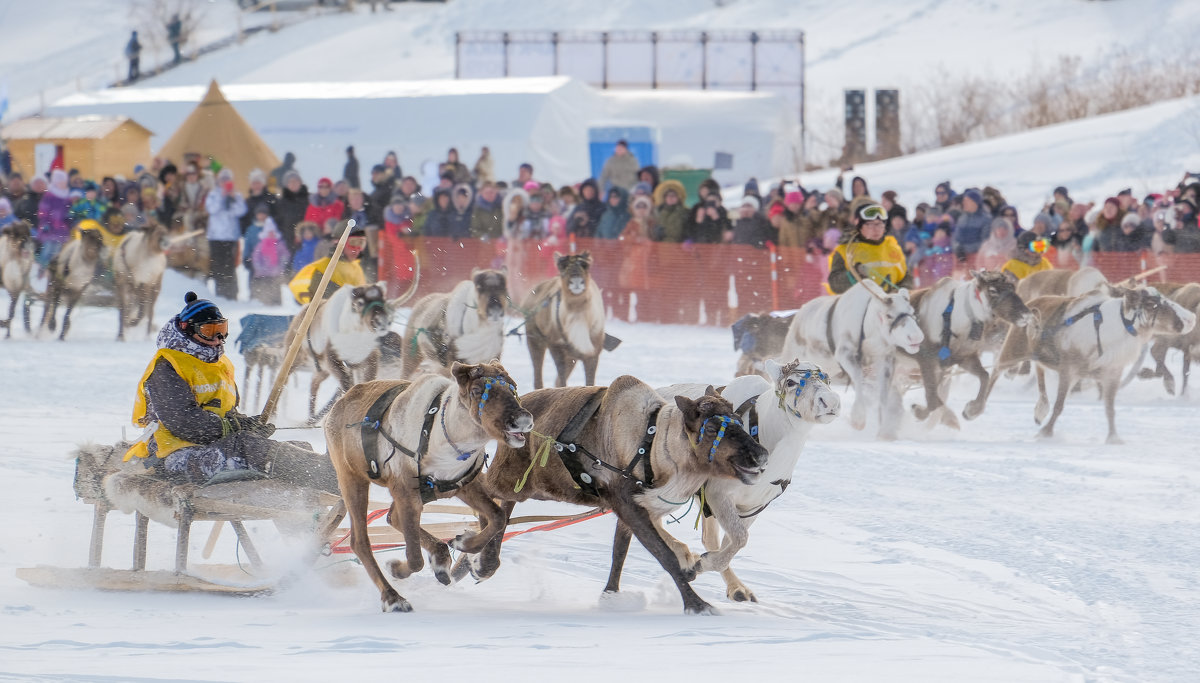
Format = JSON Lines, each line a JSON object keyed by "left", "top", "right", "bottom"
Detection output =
{"left": 0, "top": 221, "right": 36, "bottom": 338}
{"left": 1016, "top": 266, "right": 1107, "bottom": 301}
{"left": 731, "top": 312, "right": 795, "bottom": 377}
{"left": 400, "top": 268, "right": 509, "bottom": 378}
{"left": 904, "top": 270, "right": 1033, "bottom": 428}
{"left": 41, "top": 229, "right": 105, "bottom": 341}
{"left": 112, "top": 224, "right": 169, "bottom": 341}
{"left": 994, "top": 285, "right": 1195, "bottom": 443}
{"left": 325, "top": 361, "right": 533, "bottom": 612}
{"left": 284, "top": 278, "right": 419, "bottom": 421}
{"left": 521, "top": 251, "right": 609, "bottom": 389}
{"left": 466, "top": 377, "right": 769, "bottom": 614}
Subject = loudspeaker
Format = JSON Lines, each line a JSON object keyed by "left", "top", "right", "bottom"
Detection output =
{"left": 843, "top": 89, "right": 866, "bottom": 164}
{"left": 876, "top": 89, "right": 900, "bottom": 159}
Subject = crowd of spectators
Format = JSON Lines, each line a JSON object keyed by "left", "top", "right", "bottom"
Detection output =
{"left": 4, "top": 140, "right": 1200, "bottom": 306}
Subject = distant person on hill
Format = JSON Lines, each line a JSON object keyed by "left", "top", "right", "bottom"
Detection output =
{"left": 167, "top": 14, "right": 183, "bottom": 64}
{"left": 343, "top": 146, "right": 360, "bottom": 189}
{"left": 125, "top": 31, "right": 142, "bottom": 81}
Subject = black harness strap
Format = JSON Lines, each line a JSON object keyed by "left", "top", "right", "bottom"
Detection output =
{"left": 1063, "top": 303, "right": 1107, "bottom": 356}
{"left": 359, "top": 383, "right": 412, "bottom": 479}
{"left": 824, "top": 296, "right": 840, "bottom": 357}
{"left": 622, "top": 407, "right": 661, "bottom": 489}
{"left": 938, "top": 290, "right": 955, "bottom": 363}
{"left": 553, "top": 389, "right": 608, "bottom": 497}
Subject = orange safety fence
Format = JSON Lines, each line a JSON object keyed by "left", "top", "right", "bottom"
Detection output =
{"left": 377, "top": 232, "right": 1200, "bottom": 326}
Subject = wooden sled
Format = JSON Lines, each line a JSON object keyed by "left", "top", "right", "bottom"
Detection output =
{"left": 18, "top": 443, "right": 346, "bottom": 596}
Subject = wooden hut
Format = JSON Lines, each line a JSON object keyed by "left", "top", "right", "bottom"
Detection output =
{"left": 1, "top": 115, "right": 153, "bottom": 180}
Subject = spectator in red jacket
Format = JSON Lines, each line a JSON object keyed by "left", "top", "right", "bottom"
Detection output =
{"left": 303, "top": 177, "right": 344, "bottom": 236}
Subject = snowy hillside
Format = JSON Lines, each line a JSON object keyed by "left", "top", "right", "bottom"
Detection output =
{"left": 9, "top": 0, "right": 1200, "bottom": 163}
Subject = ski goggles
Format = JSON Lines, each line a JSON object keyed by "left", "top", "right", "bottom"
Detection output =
{"left": 1027, "top": 239, "right": 1048, "bottom": 254}
{"left": 193, "top": 319, "right": 229, "bottom": 341}
{"left": 858, "top": 204, "right": 887, "bottom": 222}
{"left": 346, "top": 236, "right": 368, "bottom": 249}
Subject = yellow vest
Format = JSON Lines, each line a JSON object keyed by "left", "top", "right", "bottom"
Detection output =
{"left": 72, "top": 221, "right": 127, "bottom": 254}
{"left": 1002, "top": 257, "right": 1052, "bottom": 280}
{"left": 828, "top": 236, "right": 907, "bottom": 293}
{"left": 288, "top": 257, "right": 367, "bottom": 304}
{"left": 125, "top": 348, "right": 238, "bottom": 461}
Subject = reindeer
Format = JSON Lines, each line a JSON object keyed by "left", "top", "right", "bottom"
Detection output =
{"left": 284, "top": 278, "right": 419, "bottom": 422}
{"left": 1135, "top": 283, "right": 1200, "bottom": 395}
{"left": 1017, "top": 266, "right": 1107, "bottom": 301}
{"left": 400, "top": 268, "right": 508, "bottom": 378}
{"left": 995, "top": 285, "right": 1195, "bottom": 444}
{"left": 903, "top": 270, "right": 1033, "bottom": 428}
{"left": 235, "top": 313, "right": 297, "bottom": 412}
{"left": 731, "top": 311, "right": 795, "bottom": 377}
{"left": 40, "top": 229, "right": 105, "bottom": 341}
{"left": 325, "top": 361, "right": 533, "bottom": 613}
{"left": 521, "top": 251, "right": 609, "bottom": 389}
{"left": 0, "top": 221, "right": 36, "bottom": 338}
{"left": 464, "top": 377, "right": 769, "bottom": 614}
{"left": 778, "top": 279, "right": 924, "bottom": 439}
{"left": 642, "top": 359, "right": 840, "bottom": 603}
{"left": 112, "top": 223, "right": 169, "bottom": 341}
{"left": 164, "top": 225, "right": 209, "bottom": 278}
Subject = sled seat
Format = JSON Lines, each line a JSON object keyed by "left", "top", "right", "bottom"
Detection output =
{"left": 74, "top": 443, "right": 344, "bottom": 576}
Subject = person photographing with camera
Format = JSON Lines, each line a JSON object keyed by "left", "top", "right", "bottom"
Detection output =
{"left": 827, "top": 203, "right": 910, "bottom": 294}
{"left": 123, "top": 292, "right": 338, "bottom": 492}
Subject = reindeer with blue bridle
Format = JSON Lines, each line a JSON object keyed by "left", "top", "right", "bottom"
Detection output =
{"left": 647, "top": 358, "right": 840, "bottom": 602}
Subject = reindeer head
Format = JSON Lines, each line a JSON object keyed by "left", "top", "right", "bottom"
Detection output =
{"left": 78, "top": 228, "right": 105, "bottom": 263}
{"left": 1, "top": 220, "right": 33, "bottom": 250}
{"left": 764, "top": 358, "right": 840, "bottom": 424}
{"left": 675, "top": 388, "right": 769, "bottom": 485}
{"left": 349, "top": 284, "right": 391, "bottom": 335}
{"left": 972, "top": 269, "right": 1033, "bottom": 327}
{"left": 470, "top": 268, "right": 508, "bottom": 323}
{"left": 862, "top": 280, "right": 925, "bottom": 354}
{"left": 732, "top": 312, "right": 794, "bottom": 359}
{"left": 451, "top": 360, "right": 533, "bottom": 448}
{"left": 555, "top": 251, "right": 592, "bottom": 297}
{"left": 1111, "top": 285, "right": 1197, "bottom": 336}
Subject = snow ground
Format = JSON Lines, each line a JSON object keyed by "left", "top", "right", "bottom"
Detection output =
{"left": 1, "top": 269, "right": 1198, "bottom": 682}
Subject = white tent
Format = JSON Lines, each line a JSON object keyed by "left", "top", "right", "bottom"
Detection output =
{"left": 48, "top": 76, "right": 800, "bottom": 188}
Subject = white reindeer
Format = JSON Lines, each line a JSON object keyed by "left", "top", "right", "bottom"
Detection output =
{"left": 779, "top": 279, "right": 924, "bottom": 439}
{"left": 0, "top": 221, "right": 35, "bottom": 338}
{"left": 112, "top": 224, "right": 168, "bottom": 341}
{"left": 656, "top": 358, "right": 841, "bottom": 602}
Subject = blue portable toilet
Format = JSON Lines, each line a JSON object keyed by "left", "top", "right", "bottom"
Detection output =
{"left": 588, "top": 125, "right": 658, "bottom": 189}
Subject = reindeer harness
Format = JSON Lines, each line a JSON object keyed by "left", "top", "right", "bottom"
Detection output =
{"left": 1060, "top": 302, "right": 1138, "bottom": 357}
{"left": 352, "top": 383, "right": 493, "bottom": 504}
{"left": 937, "top": 286, "right": 985, "bottom": 363}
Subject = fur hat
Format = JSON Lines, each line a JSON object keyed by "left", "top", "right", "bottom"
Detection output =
{"left": 249, "top": 168, "right": 266, "bottom": 185}
{"left": 740, "top": 195, "right": 761, "bottom": 211}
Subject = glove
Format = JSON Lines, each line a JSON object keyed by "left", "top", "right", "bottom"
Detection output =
{"left": 226, "top": 414, "right": 276, "bottom": 438}
{"left": 853, "top": 263, "right": 871, "bottom": 280}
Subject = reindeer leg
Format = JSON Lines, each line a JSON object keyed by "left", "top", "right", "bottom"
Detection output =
{"left": 452, "top": 499, "right": 512, "bottom": 582}
{"left": 527, "top": 335, "right": 547, "bottom": 390}
{"left": 910, "top": 352, "right": 943, "bottom": 422}
{"left": 1181, "top": 351, "right": 1192, "bottom": 397}
{"left": 582, "top": 353, "right": 600, "bottom": 387}
{"left": 835, "top": 347, "right": 869, "bottom": 431}
{"left": 549, "top": 345, "right": 575, "bottom": 388}
{"left": 4, "top": 295, "right": 15, "bottom": 339}
{"left": 448, "top": 483, "right": 507, "bottom": 555}
{"left": 693, "top": 496, "right": 747, "bottom": 576}
{"left": 1102, "top": 375, "right": 1123, "bottom": 445}
{"left": 309, "top": 365, "right": 329, "bottom": 422}
{"left": 603, "top": 518, "right": 633, "bottom": 594}
{"left": 877, "top": 355, "right": 899, "bottom": 440}
{"left": 341, "top": 474, "right": 410, "bottom": 612}
{"left": 384, "top": 491, "right": 427, "bottom": 583}
{"left": 607, "top": 480, "right": 713, "bottom": 615}
{"left": 1160, "top": 343, "right": 1177, "bottom": 396}
{"left": 22, "top": 293, "right": 32, "bottom": 333}
{"left": 1034, "top": 366, "right": 1050, "bottom": 425}
{"left": 961, "top": 353, "right": 992, "bottom": 420}
{"left": 702, "top": 513, "right": 755, "bottom": 603}
{"left": 1038, "top": 367, "right": 1071, "bottom": 440}
{"left": 115, "top": 283, "right": 126, "bottom": 342}
{"left": 411, "top": 527, "right": 454, "bottom": 586}
{"left": 59, "top": 292, "right": 81, "bottom": 341}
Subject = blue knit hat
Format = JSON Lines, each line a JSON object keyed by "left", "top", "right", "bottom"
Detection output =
{"left": 179, "top": 291, "right": 224, "bottom": 325}
{"left": 963, "top": 188, "right": 983, "bottom": 205}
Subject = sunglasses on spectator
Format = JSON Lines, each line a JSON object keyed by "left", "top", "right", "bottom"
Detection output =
{"left": 858, "top": 204, "right": 887, "bottom": 221}
{"left": 935, "top": 190, "right": 948, "bottom": 196}
{"left": 1027, "top": 239, "right": 1048, "bottom": 254}
{"left": 193, "top": 319, "right": 229, "bottom": 341}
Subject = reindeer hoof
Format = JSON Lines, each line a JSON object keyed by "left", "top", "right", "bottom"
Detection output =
{"left": 1106, "top": 434, "right": 1125, "bottom": 445}
{"left": 684, "top": 600, "right": 718, "bottom": 616}
{"left": 1138, "top": 368, "right": 1157, "bottom": 380}
{"left": 682, "top": 564, "right": 698, "bottom": 582}
{"left": 448, "top": 533, "right": 473, "bottom": 552}
{"left": 962, "top": 401, "right": 984, "bottom": 421}
{"left": 387, "top": 559, "right": 413, "bottom": 580}
{"left": 728, "top": 587, "right": 757, "bottom": 603}
{"left": 1037, "top": 426, "right": 1054, "bottom": 440}
{"left": 382, "top": 595, "right": 413, "bottom": 613}
{"left": 911, "top": 404, "right": 930, "bottom": 421}
{"left": 1164, "top": 376, "right": 1177, "bottom": 396}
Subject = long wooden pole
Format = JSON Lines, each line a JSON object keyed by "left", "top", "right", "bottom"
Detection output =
{"left": 259, "top": 220, "right": 356, "bottom": 422}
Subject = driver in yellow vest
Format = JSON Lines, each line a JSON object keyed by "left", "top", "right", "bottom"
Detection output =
{"left": 827, "top": 202, "right": 912, "bottom": 294}
{"left": 288, "top": 220, "right": 368, "bottom": 304}
{"left": 1002, "top": 231, "right": 1054, "bottom": 280}
{"left": 124, "top": 291, "right": 338, "bottom": 491}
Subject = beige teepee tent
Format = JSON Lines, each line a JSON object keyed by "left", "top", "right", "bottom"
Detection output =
{"left": 156, "top": 80, "right": 280, "bottom": 192}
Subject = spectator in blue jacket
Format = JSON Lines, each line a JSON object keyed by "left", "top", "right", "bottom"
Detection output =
{"left": 953, "top": 188, "right": 992, "bottom": 260}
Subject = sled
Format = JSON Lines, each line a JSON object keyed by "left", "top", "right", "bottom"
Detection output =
{"left": 17, "top": 443, "right": 346, "bottom": 596}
